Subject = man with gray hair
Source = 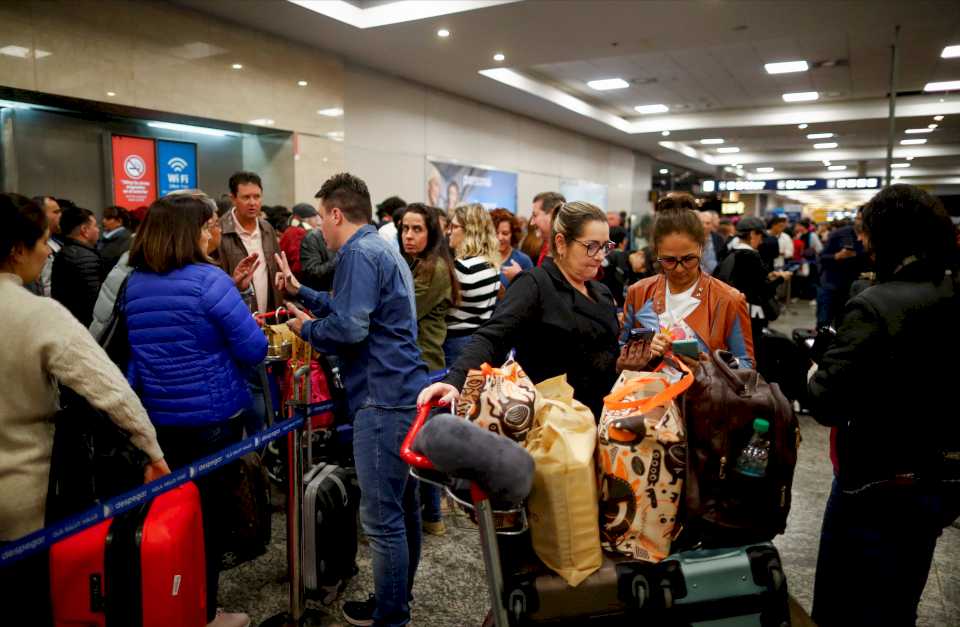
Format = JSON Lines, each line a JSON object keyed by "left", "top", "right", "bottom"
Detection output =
{"left": 698, "top": 209, "right": 725, "bottom": 274}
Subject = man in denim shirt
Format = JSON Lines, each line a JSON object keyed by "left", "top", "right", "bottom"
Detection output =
{"left": 276, "top": 173, "right": 428, "bottom": 627}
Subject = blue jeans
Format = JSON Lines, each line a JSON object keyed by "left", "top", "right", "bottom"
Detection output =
{"left": 813, "top": 478, "right": 960, "bottom": 627}
{"left": 354, "top": 405, "right": 422, "bottom": 626}
{"left": 442, "top": 334, "right": 473, "bottom": 371}
{"left": 420, "top": 481, "right": 443, "bottom": 523}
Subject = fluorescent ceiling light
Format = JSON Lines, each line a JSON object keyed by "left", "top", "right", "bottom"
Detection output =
{"left": 814, "top": 142, "right": 838, "bottom": 149}
{"left": 942, "top": 45, "right": 960, "bottom": 59}
{"left": 798, "top": 123, "right": 808, "bottom": 129}
{"left": 934, "top": 115, "right": 944, "bottom": 121}
{"left": 297, "top": 80, "right": 308, "bottom": 87}
{"left": 437, "top": 28, "right": 450, "bottom": 37}
{"left": 716, "top": 147, "right": 741, "bottom": 153}
{"left": 891, "top": 163, "right": 911, "bottom": 168}
{"left": 634, "top": 104, "right": 669, "bottom": 114}
{"left": 901, "top": 138, "right": 927, "bottom": 145}
{"left": 904, "top": 128, "right": 932, "bottom": 134}
{"left": 287, "top": 0, "right": 518, "bottom": 29}
{"left": 783, "top": 91, "right": 819, "bottom": 102}
{"left": 317, "top": 107, "right": 343, "bottom": 117}
{"left": 248, "top": 118, "right": 275, "bottom": 126}
{"left": 924, "top": 80, "right": 960, "bottom": 92}
{"left": 232, "top": 63, "right": 243, "bottom": 70}
{"left": 756, "top": 167, "right": 775, "bottom": 173}
{"left": 807, "top": 132, "right": 834, "bottom": 139}
{"left": 765, "top": 60, "right": 809, "bottom": 74}
{"left": 661, "top": 130, "right": 670, "bottom": 136}
{"left": 147, "top": 121, "right": 234, "bottom": 137}
{"left": 699, "top": 138, "right": 724, "bottom": 145}
{"left": 106, "top": 91, "right": 116, "bottom": 97}
{"left": 659, "top": 168, "right": 669, "bottom": 174}
{"left": 827, "top": 165, "right": 847, "bottom": 171}
{"left": 587, "top": 78, "right": 629, "bottom": 91}
{"left": 493, "top": 53, "right": 505, "bottom": 62}
{"left": 928, "top": 123, "right": 938, "bottom": 129}
{"left": 822, "top": 160, "right": 832, "bottom": 166}
{"left": 0, "top": 45, "right": 33, "bottom": 59}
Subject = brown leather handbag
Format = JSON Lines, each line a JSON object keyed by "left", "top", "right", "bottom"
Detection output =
{"left": 682, "top": 350, "right": 801, "bottom": 547}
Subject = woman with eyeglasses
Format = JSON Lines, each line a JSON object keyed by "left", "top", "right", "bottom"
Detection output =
{"left": 420, "top": 201, "right": 620, "bottom": 420}
{"left": 620, "top": 196, "right": 754, "bottom": 372}
{"left": 443, "top": 203, "right": 502, "bottom": 368}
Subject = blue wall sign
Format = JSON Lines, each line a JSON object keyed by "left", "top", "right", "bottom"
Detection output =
{"left": 157, "top": 139, "right": 198, "bottom": 196}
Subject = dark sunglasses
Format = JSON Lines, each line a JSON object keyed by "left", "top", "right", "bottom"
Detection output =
{"left": 572, "top": 239, "right": 617, "bottom": 257}
{"left": 658, "top": 254, "right": 701, "bottom": 270}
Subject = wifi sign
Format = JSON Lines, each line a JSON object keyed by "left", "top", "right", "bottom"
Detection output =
{"left": 157, "top": 140, "right": 197, "bottom": 196}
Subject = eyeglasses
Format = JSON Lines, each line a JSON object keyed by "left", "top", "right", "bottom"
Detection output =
{"left": 446, "top": 223, "right": 463, "bottom": 233}
{"left": 657, "top": 254, "right": 701, "bottom": 270}
{"left": 572, "top": 239, "right": 616, "bottom": 257}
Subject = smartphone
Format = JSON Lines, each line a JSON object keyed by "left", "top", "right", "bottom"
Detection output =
{"left": 627, "top": 327, "right": 655, "bottom": 354}
{"left": 672, "top": 338, "right": 700, "bottom": 359}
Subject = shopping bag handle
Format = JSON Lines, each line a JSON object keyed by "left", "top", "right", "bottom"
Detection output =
{"left": 479, "top": 362, "right": 521, "bottom": 382}
{"left": 603, "top": 358, "right": 693, "bottom": 412}
{"left": 400, "top": 402, "right": 436, "bottom": 471}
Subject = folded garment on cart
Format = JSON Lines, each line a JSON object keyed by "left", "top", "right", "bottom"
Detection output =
{"left": 413, "top": 413, "right": 534, "bottom": 506}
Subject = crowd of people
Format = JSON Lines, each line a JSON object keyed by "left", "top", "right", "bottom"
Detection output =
{"left": 1, "top": 172, "right": 958, "bottom": 627}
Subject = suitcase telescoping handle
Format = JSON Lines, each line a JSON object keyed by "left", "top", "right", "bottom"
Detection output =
{"left": 400, "top": 402, "right": 436, "bottom": 471}
{"left": 255, "top": 307, "right": 289, "bottom": 324}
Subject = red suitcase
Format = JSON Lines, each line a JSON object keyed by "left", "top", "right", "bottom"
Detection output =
{"left": 51, "top": 482, "right": 207, "bottom": 627}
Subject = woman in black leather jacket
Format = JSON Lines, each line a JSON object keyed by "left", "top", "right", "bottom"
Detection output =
{"left": 808, "top": 184, "right": 960, "bottom": 627}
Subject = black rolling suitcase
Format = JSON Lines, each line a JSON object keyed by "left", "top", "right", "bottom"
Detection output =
{"left": 302, "top": 462, "right": 360, "bottom": 604}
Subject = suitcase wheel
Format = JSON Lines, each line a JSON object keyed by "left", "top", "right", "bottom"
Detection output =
{"left": 661, "top": 581, "right": 673, "bottom": 609}
{"left": 767, "top": 564, "right": 785, "bottom": 594}
{"left": 508, "top": 589, "right": 527, "bottom": 624}
{"left": 630, "top": 574, "right": 649, "bottom": 609}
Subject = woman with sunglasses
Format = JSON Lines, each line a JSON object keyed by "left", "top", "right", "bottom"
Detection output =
{"left": 620, "top": 194, "right": 754, "bottom": 372}
{"left": 419, "top": 201, "right": 620, "bottom": 420}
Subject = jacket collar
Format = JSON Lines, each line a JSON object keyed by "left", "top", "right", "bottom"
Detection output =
{"left": 64, "top": 237, "right": 96, "bottom": 251}
{"left": 542, "top": 257, "right": 617, "bottom": 327}
{"left": 0, "top": 272, "right": 24, "bottom": 286}
{"left": 221, "top": 209, "right": 268, "bottom": 237}
{"left": 651, "top": 271, "right": 708, "bottom": 315}
{"left": 335, "top": 224, "right": 377, "bottom": 262}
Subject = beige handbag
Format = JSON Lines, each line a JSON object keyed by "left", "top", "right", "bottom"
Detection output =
{"left": 524, "top": 375, "right": 602, "bottom": 587}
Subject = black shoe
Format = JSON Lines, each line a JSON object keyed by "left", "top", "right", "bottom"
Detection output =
{"left": 342, "top": 594, "right": 376, "bottom": 626}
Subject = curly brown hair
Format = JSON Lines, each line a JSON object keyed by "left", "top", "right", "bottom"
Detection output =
{"left": 489, "top": 208, "right": 522, "bottom": 248}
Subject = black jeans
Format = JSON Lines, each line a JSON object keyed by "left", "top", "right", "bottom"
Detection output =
{"left": 155, "top": 417, "right": 243, "bottom": 621}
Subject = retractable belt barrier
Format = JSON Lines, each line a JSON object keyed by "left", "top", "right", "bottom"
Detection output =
{"left": 0, "top": 368, "right": 448, "bottom": 568}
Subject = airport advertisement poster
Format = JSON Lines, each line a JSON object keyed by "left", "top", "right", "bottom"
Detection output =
{"left": 426, "top": 158, "right": 518, "bottom": 213}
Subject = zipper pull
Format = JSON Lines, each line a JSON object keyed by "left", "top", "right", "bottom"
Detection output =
{"left": 719, "top": 456, "right": 727, "bottom": 480}
{"left": 780, "top": 485, "right": 786, "bottom": 508}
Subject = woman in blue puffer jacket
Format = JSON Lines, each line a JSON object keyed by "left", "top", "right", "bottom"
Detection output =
{"left": 125, "top": 193, "right": 266, "bottom": 627}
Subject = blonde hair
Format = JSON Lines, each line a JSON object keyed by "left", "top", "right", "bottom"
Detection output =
{"left": 450, "top": 203, "right": 500, "bottom": 268}
{"left": 550, "top": 201, "right": 607, "bottom": 255}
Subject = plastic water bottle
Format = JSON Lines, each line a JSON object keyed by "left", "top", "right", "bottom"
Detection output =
{"left": 734, "top": 418, "right": 771, "bottom": 478}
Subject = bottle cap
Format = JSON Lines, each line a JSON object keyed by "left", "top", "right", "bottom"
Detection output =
{"left": 753, "top": 418, "right": 770, "bottom": 433}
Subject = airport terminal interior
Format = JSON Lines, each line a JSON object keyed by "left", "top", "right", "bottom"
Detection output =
{"left": 1, "top": 1, "right": 958, "bottom": 626}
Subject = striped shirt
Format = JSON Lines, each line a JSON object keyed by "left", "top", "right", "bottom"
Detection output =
{"left": 446, "top": 256, "right": 500, "bottom": 336}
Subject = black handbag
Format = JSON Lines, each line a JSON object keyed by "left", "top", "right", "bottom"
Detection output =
{"left": 99, "top": 274, "right": 131, "bottom": 368}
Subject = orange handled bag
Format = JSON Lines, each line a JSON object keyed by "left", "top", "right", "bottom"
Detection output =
{"left": 597, "top": 358, "right": 692, "bottom": 562}
{"left": 455, "top": 358, "right": 537, "bottom": 444}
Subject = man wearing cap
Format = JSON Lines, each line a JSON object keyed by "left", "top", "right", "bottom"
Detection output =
{"left": 279, "top": 202, "right": 321, "bottom": 281}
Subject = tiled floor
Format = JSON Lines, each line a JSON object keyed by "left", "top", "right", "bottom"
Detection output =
{"left": 221, "top": 300, "right": 959, "bottom": 626}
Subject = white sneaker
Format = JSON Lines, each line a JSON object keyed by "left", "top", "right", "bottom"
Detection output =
{"left": 207, "top": 609, "right": 251, "bottom": 627}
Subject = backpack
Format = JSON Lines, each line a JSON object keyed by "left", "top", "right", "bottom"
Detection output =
{"left": 681, "top": 350, "right": 800, "bottom": 547}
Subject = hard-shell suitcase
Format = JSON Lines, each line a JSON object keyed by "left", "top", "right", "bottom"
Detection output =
{"left": 302, "top": 462, "right": 360, "bottom": 604}
{"left": 50, "top": 482, "right": 207, "bottom": 627}
{"left": 663, "top": 542, "right": 790, "bottom": 627}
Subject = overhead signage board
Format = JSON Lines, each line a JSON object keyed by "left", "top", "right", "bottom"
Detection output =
{"left": 702, "top": 177, "right": 881, "bottom": 193}
{"left": 426, "top": 158, "right": 518, "bottom": 213}
{"left": 111, "top": 135, "right": 157, "bottom": 210}
{"left": 157, "top": 140, "right": 198, "bottom": 197}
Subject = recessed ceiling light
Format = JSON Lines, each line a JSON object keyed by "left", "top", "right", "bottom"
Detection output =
{"left": 756, "top": 167, "right": 775, "bottom": 173}
{"left": 891, "top": 163, "right": 911, "bottom": 168}
{"left": 906, "top": 156, "right": 915, "bottom": 160}
{"left": 807, "top": 132, "right": 834, "bottom": 139}
{"left": 298, "top": 80, "right": 309, "bottom": 87}
{"left": 659, "top": 168, "right": 669, "bottom": 174}
{"left": 827, "top": 165, "right": 847, "bottom": 171}
{"left": 249, "top": 118, "right": 275, "bottom": 126}
{"left": 106, "top": 91, "right": 116, "bottom": 97}
{"left": 901, "top": 138, "right": 927, "bottom": 145}
{"left": 783, "top": 91, "right": 819, "bottom": 102}
{"left": 942, "top": 45, "right": 960, "bottom": 58}
{"left": 934, "top": 115, "right": 944, "bottom": 121}
{"left": 437, "top": 28, "right": 450, "bottom": 38}
{"left": 232, "top": 63, "right": 243, "bottom": 70}
{"left": 493, "top": 52, "right": 505, "bottom": 62}
{"left": 924, "top": 80, "right": 960, "bottom": 92}
{"left": 905, "top": 128, "right": 932, "bottom": 134}
{"left": 699, "top": 138, "right": 725, "bottom": 145}
{"left": 661, "top": 130, "right": 670, "bottom": 137}
{"left": 634, "top": 103, "right": 669, "bottom": 114}
{"left": 587, "top": 78, "right": 629, "bottom": 91}
{"left": 928, "top": 123, "right": 938, "bottom": 129}
{"left": 765, "top": 60, "right": 809, "bottom": 74}
{"left": 814, "top": 142, "right": 838, "bottom": 149}
{"left": 317, "top": 107, "right": 344, "bottom": 117}
{"left": 798, "top": 123, "right": 809, "bottom": 129}
{"left": 716, "top": 147, "right": 741, "bottom": 153}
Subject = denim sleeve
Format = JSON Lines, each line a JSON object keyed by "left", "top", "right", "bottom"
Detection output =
{"left": 297, "top": 284, "right": 333, "bottom": 318}
{"left": 299, "top": 250, "right": 377, "bottom": 352}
